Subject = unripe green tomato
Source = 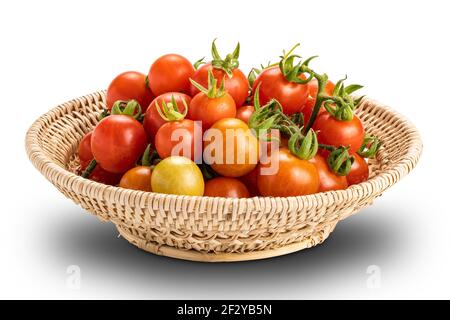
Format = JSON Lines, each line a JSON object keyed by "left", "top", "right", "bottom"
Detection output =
{"left": 151, "top": 156, "right": 204, "bottom": 196}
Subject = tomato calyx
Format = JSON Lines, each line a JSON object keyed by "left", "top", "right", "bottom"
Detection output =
{"left": 288, "top": 129, "right": 318, "bottom": 160}
{"left": 318, "top": 76, "right": 364, "bottom": 122}
{"left": 189, "top": 69, "right": 226, "bottom": 99}
{"left": 326, "top": 146, "right": 354, "bottom": 176}
{"left": 249, "top": 99, "right": 319, "bottom": 160}
{"left": 155, "top": 95, "right": 188, "bottom": 121}
{"left": 193, "top": 57, "right": 206, "bottom": 70}
{"left": 358, "top": 134, "right": 381, "bottom": 158}
{"left": 210, "top": 39, "right": 240, "bottom": 77}
{"left": 111, "top": 99, "right": 143, "bottom": 120}
{"left": 278, "top": 43, "right": 316, "bottom": 85}
{"left": 140, "top": 144, "right": 160, "bottom": 167}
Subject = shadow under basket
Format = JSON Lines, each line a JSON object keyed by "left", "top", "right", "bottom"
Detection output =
{"left": 25, "top": 92, "right": 422, "bottom": 262}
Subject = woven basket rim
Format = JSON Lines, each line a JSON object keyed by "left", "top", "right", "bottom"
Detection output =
{"left": 25, "top": 92, "right": 423, "bottom": 205}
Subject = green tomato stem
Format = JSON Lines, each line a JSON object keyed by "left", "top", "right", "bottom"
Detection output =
{"left": 81, "top": 159, "right": 97, "bottom": 178}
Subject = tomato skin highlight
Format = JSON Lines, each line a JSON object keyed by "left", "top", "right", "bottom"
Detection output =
{"left": 148, "top": 54, "right": 194, "bottom": 96}
{"left": 119, "top": 166, "right": 152, "bottom": 192}
{"left": 346, "top": 153, "right": 369, "bottom": 185}
{"left": 257, "top": 148, "right": 320, "bottom": 197}
{"left": 204, "top": 177, "right": 250, "bottom": 198}
{"left": 143, "top": 92, "right": 191, "bottom": 141}
{"left": 236, "top": 105, "right": 255, "bottom": 124}
{"left": 78, "top": 132, "right": 122, "bottom": 185}
{"left": 106, "top": 71, "right": 154, "bottom": 112}
{"left": 313, "top": 113, "right": 365, "bottom": 154}
{"left": 252, "top": 67, "right": 309, "bottom": 115}
{"left": 204, "top": 118, "right": 259, "bottom": 178}
{"left": 189, "top": 63, "right": 249, "bottom": 107}
{"left": 188, "top": 92, "right": 236, "bottom": 130}
{"left": 91, "top": 115, "right": 147, "bottom": 173}
{"left": 155, "top": 119, "right": 199, "bottom": 161}
{"left": 151, "top": 156, "right": 204, "bottom": 196}
{"left": 309, "top": 155, "right": 348, "bottom": 192}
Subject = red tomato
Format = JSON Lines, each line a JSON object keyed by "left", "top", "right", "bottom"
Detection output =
{"left": 309, "top": 155, "right": 348, "bottom": 192}
{"left": 236, "top": 105, "right": 255, "bottom": 124}
{"left": 252, "top": 67, "right": 309, "bottom": 115}
{"left": 106, "top": 71, "right": 154, "bottom": 112}
{"left": 119, "top": 166, "right": 152, "bottom": 192}
{"left": 239, "top": 167, "right": 259, "bottom": 196}
{"left": 204, "top": 177, "right": 250, "bottom": 198}
{"left": 91, "top": 115, "right": 147, "bottom": 173}
{"left": 307, "top": 79, "right": 335, "bottom": 99}
{"left": 88, "top": 167, "right": 123, "bottom": 185}
{"left": 143, "top": 92, "right": 191, "bottom": 140}
{"left": 313, "top": 113, "right": 365, "bottom": 154}
{"left": 148, "top": 54, "right": 194, "bottom": 96}
{"left": 188, "top": 91, "right": 236, "bottom": 130}
{"left": 155, "top": 119, "right": 200, "bottom": 161}
{"left": 78, "top": 132, "right": 95, "bottom": 169}
{"left": 257, "top": 148, "right": 319, "bottom": 197}
{"left": 346, "top": 153, "right": 369, "bottom": 185}
{"left": 189, "top": 63, "right": 249, "bottom": 107}
{"left": 78, "top": 132, "right": 122, "bottom": 185}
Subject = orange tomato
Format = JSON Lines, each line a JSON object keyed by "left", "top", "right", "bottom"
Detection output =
{"left": 119, "top": 166, "right": 152, "bottom": 192}
{"left": 204, "top": 118, "right": 259, "bottom": 178}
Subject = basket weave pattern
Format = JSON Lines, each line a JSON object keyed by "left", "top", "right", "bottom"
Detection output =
{"left": 26, "top": 92, "right": 422, "bottom": 262}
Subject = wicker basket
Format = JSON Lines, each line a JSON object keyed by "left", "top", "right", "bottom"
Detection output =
{"left": 25, "top": 91, "right": 422, "bottom": 262}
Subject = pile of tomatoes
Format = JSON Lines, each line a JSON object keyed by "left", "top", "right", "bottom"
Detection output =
{"left": 78, "top": 40, "right": 380, "bottom": 198}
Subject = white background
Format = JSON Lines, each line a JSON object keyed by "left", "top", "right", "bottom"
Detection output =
{"left": 0, "top": 0, "right": 448, "bottom": 299}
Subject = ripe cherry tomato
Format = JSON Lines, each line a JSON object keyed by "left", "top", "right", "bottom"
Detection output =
{"left": 188, "top": 91, "right": 236, "bottom": 130}
{"left": 239, "top": 167, "right": 259, "bottom": 196}
{"left": 91, "top": 115, "right": 147, "bottom": 173}
{"left": 309, "top": 155, "right": 348, "bottom": 192}
{"left": 155, "top": 119, "right": 200, "bottom": 161}
{"left": 236, "top": 105, "right": 255, "bottom": 124}
{"left": 252, "top": 67, "right": 309, "bottom": 115}
{"left": 151, "top": 156, "right": 204, "bottom": 196}
{"left": 78, "top": 132, "right": 122, "bottom": 185}
{"left": 189, "top": 63, "right": 249, "bottom": 107}
{"left": 148, "top": 54, "right": 194, "bottom": 96}
{"left": 78, "top": 132, "right": 95, "bottom": 169}
{"left": 313, "top": 113, "right": 365, "bottom": 154}
{"left": 346, "top": 153, "right": 369, "bottom": 185}
{"left": 204, "top": 177, "right": 250, "bottom": 198}
{"left": 257, "top": 148, "right": 319, "bottom": 197}
{"left": 119, "top": 166, "right": 152, "bottom": 192}
{"left": 143, "top": 92, "right": 191, "bottom": 140}
{"left": 106, "top": 71, "right": 154, "bottom": 112}
{"left": 204, "top": 118, "right": 259, "bottom": 178}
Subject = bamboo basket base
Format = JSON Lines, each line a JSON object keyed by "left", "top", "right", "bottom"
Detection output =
{"left": 116, "top": 222, "right": 337, "bottom": 262}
